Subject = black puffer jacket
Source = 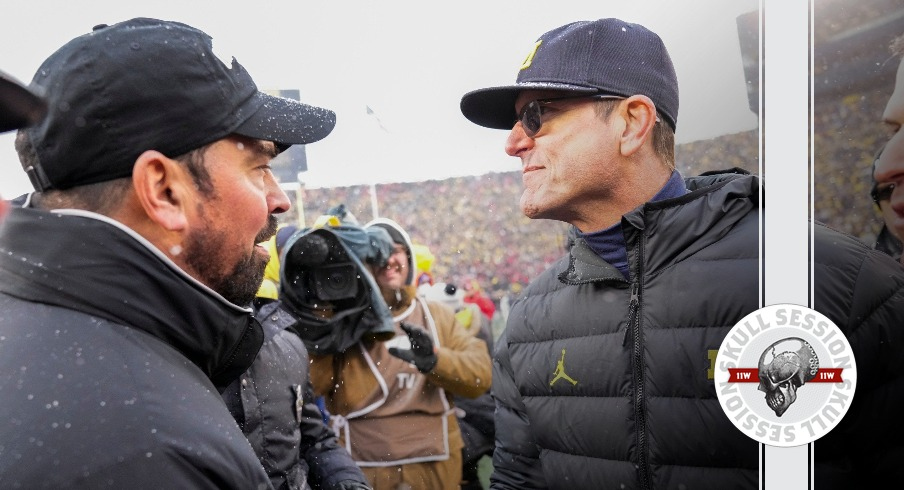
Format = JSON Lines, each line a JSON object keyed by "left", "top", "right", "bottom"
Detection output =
{"left": 492, "top": 171, "right": 761, "bottom": 489}
{"left": 222, "top": 302, "right": 370, "bottom": 490}
{"left": 812, "top": 224, "right": 904, "bottom": 488}
{"left": 454, "top": 305, "right": 496, "bottom": 469}
{"left": 0, "top": 206, "right": 270, "bottom": 488}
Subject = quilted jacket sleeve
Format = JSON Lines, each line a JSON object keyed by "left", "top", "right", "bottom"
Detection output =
{"left": 489, "top": 329, "right": 548, "bottom": 490}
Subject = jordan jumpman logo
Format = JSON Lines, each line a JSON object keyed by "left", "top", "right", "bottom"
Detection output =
{"left": 550, "top": 348, "right": 578, "bottom": 386}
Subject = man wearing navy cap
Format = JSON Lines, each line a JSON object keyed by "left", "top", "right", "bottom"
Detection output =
{"left": 461, "top": 18, "right": 904, "bottom": 489}
{"left": 0, "top": 18, "right": 335, "bottom": 488}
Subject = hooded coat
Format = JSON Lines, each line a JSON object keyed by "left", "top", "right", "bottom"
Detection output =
{"left": 0, "top": 205, "right": 270, "bottom": 488}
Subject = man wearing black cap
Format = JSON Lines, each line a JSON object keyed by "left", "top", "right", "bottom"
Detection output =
{"left": 461, "top": 18, "right": 904, "bottom": 489}
{"left": 0, "top": 18, "right": 335, "bottom": 487}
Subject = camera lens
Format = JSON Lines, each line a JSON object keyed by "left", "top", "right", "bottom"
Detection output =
{"left": 313, "top": 263, "right": 359, "bottom": 301}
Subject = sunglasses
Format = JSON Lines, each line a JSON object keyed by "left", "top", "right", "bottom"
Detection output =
{"left": 871, "top": 144, "right": 893, "bottom": 204}
{"left": 515, "top": 94, "right": 625, "bottom": 138}
{"left": 872, "top": 182, "right": 896, "bottom": 204}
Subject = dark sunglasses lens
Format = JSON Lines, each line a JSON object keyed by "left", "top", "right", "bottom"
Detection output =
{"left": 873, "top": 183, "right": 895, "bottom": 203}
{"left": 519, "top": 101, "right": 542, "bottom": 137}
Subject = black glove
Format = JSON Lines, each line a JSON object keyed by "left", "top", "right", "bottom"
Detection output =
{"left": 335, "top": 480, "right": 372, "bottom": 490}
{"left": 388, "top": 322, "right": 438, "bottom": 373}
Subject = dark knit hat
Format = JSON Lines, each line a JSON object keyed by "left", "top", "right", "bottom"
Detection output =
{"left": 24, "top": 18, "right": 336, "bottom": 191}
{"left": 460, "top": 18, "right": 679, "bottom": 131}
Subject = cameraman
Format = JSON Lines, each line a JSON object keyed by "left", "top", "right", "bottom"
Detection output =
{"left": 308, "top": 217, "right": 492, "bottom": 490}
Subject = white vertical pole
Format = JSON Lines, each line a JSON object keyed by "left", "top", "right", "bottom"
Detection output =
{"left": 370, "top": 182, "right": 380, "bottom": 220}
{"left": 762, "top": 0, "right": 811, "bottom": 488}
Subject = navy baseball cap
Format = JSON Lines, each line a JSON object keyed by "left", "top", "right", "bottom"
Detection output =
{"left": 460, "top": 18, "right": 679, "bottom": 131}
{"left": 24, "top": 18, "right": 336, "bottom": 191}
{"left": 0, "top": 70, "right": 46, "bottom": 133}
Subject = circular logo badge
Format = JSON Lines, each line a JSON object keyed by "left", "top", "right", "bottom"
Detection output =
{"left": 715, "top": 304, "right": 857, "bottom": 447}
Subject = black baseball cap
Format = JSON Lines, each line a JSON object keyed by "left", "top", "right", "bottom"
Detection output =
{"left": 0, "top": 70, "right": 46, "bottom": 133}
{"left": 24, "top": 17, "right": 337, "bottom": 191}
{"left": 460, "top": 18, "right": 679, "bottom": 131}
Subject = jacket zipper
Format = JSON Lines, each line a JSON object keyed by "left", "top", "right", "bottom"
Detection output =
{"left": 629, "top": 238, "right": 651, "bottom": 489}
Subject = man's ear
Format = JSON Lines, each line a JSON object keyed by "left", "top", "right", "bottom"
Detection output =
{"left": 131, "top": 150, "right": 191, "bottom": 231}
{"left": 618, "top": 95, "right": 659, "bottom": 157}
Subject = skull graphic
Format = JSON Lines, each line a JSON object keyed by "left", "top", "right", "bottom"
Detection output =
{"left": 757, "top": 337, "right": 819, "bottom": 417}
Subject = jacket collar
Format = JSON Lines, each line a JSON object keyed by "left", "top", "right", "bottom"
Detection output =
{"left": 560, "top": 170, "right": 759, "bottom": 285}
{"left": 0, "top": 206, "right": 263, "bottom": 391}
{"left": 559, "top": 237, "right": 628, "bottom": 286}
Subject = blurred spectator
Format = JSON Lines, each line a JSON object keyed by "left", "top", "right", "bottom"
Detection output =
{"left": 413, "top": 242, "right": 437, "bottom": 288}
{"left": 254, "top": 223, "right": 298, "bottom": 309}
{"left": 309, "top": 218, "right": 491, "bottom": 490}
{"left": 463, "top": 279, "right": 496, "bottom": 321}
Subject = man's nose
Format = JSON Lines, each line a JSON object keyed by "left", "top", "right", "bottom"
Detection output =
{"left": 266, "top": 172, "right": 291, "bottom": 215}
{"left": 505, "top": 122, "right": 535, "bottom": 158}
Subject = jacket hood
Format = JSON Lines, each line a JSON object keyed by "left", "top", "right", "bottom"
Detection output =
{"left": 0, "top": 206, "right": 263, "bottom": 392}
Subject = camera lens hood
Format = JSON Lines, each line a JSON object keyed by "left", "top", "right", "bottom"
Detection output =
{"left": 278, "top": 227, "right": 396, "bottom": 354}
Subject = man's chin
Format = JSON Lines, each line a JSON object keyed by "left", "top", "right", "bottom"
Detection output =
{"left": 891, "top": 224, "right": 904, "bottom": 243}
{"left": 217, "top": 256, "right": 269, "bottom": 307}
{"left": 520, "top": 194, "right": 545, "bottom": 220}
{"left": 381, "top": 284, "right": 417, "bottom": 311}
